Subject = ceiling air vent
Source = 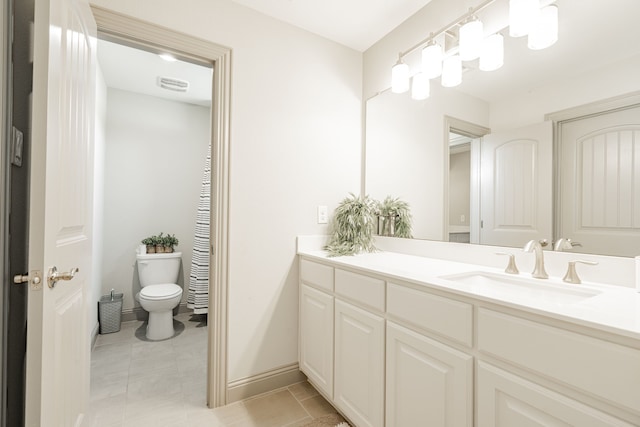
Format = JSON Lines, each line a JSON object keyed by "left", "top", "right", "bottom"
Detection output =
{"left": 157, "top": 76, "right": 189, "bottom": 93}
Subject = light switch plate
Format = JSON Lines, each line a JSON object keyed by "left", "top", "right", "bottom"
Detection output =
{"left": 317, "top": 205, "right": 328, "bottom": 224}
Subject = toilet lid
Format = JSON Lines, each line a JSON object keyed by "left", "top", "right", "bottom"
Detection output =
{"left": 140, "top": 283, "right": 182, "bottom": 300}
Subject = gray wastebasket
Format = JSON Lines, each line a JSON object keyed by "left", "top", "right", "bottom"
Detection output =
{"left": 98, "top": 290, "right": 123, "bottom": 334}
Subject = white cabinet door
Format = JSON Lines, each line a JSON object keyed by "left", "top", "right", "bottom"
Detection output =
{"left": 386, "top": 322, "right": 473, "bottom": 427}
{"left": 299, "top": 284, "right": 334, "bottom": 398}
{"left": 477, "top": 362, "right": 635, "bottom": 427}
{"left": 334, "top": 300, "right": 385, "bottom": 427}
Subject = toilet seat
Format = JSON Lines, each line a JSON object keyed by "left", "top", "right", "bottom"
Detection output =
{"left": 140, "top": 283, "right": 182, "bottom": 300}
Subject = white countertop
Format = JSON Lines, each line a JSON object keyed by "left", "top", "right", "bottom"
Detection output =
{"left": 298, "top": 249, "right": 640, "bottom": 341}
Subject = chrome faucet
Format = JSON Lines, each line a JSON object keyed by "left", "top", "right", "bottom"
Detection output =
{"left": 523, "top": 240, "right": 548, "bottom": 279}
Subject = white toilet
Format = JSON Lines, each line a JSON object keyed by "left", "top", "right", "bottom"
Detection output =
{"left": 136, "top": 252, "right": 183, "bottom": 340}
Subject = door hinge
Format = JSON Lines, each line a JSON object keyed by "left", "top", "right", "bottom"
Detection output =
{"left": 11, "top": 127, "right": 24, "bottom": 167}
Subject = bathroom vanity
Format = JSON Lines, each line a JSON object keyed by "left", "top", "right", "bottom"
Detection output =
{"left": 298, "top": 244, "right": 640, "bottom": 427}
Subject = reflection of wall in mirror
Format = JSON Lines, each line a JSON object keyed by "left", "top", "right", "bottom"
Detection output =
{"left": 491, "top": 55, "right": 640, "bottom": 132}
{"left": 365, "top": 85, "right": 488, "bottom": 241}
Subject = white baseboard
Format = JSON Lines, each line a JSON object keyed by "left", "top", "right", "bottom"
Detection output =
{"left": 227, "top": 363, "right": 306, "bottom": 403}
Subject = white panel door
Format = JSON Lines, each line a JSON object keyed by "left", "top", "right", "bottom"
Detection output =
{"left": 477, "top": 362, "right": 635, "bottom": 427}
{"left": 558, "top": 105, "right": 640, "bottom": 256}
{"left": 480, "top": 122, "right": 553, "bottom": 247}
{"left": 299, "top": 285, "right": 334, "bottom": 398}
{"left": 386, "top": 322, "right": 473, "bottom": 427}
{"left": 26, "top": 0, "right": 96, "bottom": 425}
{"left": 334, "top": 300, "right": 385, "bottom": 427}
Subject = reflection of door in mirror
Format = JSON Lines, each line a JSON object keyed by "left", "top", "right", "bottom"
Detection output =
{"left": 445, "top": 118, "right": 489, "bottom": 244}
{"left": 558, "top": 104, "right": 640, "bottom": 257}
{"left": 479, "top": 122, "right": 553, "bottom": 248}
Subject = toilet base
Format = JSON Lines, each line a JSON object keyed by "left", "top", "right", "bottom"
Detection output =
{"left": 146, "top": 310, "right": 175, "bottom": 340}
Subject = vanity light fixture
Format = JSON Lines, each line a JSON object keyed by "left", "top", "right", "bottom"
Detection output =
{"left": 459, "top": 15, "right": 484, "bottom": 61}
{"left": 411, "top": 72, "right": 430, "bottom": 100}
{"left": 528, "top": 4, "right": 558, "bottom": 50}
{"left": 479, "top": 33, "right": 504, "bottom": 71}
{"left": 389, "top": 0, "right": 558, "bottom": 98}
{"left": 391, "top": 55, "right": 410, "bottom": 93}
{"left": 509, "top": 0, "right": 538, "bottom": 37}
{"left": 421, "top": 40, "right": 443, "bottom": 79}
{"left": 441, "top": 55, "right": 462, "bottom": 87}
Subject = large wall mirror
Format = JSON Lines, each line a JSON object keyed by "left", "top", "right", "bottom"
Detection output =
{"left": 365, "top": 0, "right": 640, "bottom": 257}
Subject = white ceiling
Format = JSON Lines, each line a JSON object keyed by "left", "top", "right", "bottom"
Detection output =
{"left": 228, "top": 0, "right": 434, "bottom": 52}
{"left": 97, "top": 40, "right": 213, "bottom": 107}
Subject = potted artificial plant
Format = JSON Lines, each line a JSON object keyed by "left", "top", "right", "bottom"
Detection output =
{"left": 155, "top": 232, "right": 166, "bottom": 253}
{"left": 326, "top": 193, "right": 378, "bottom": 257}
{"left": 141, "top": 236, "right": 156, "bottom": 254}
{"left": 162, "top": 234, "right": 179, "bottom": 253}
{"left": 377, "top": 196, "right": 413, "bottom": 238}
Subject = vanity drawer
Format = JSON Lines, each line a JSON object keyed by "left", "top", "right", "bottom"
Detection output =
{"left": 387, "top": 283, "right": 473, "bottom": 347}
{"left": 335, "top": 269, "right": 385, "bottom": 312}
{"left": 300, "top": 259, "right": 334, "bottom": 291}
{"left": 478, "top": 308, "right": 640, "bottom": 414}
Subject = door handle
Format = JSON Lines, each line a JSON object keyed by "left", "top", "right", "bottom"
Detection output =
{"left": 47, "top": 266, "right": 79, "bottom": 288}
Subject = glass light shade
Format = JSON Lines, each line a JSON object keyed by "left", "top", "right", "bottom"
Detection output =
{"left": 479, "top": 33, "right": 504, "bottom": 71}
{"left": 159, "top": 53, "right": 177, "bottom": 62}
{"left": 441, "top": 55, "right": 462, "bottom": 87}
{"left": 528, "top": 5, "right": 558, "bottom": 50}
{"left": 509, "top": 0, "right": 538, "bottom": 37}
{"left": 411, "top": 72, "right": 430, "bottom": 100}
{"left": 391, "top": 60, "right": 410, "bottom": 93}
{"left": 459, "top": 18, "right": 483, "bottom": 61}
{"left": 421, "top": 42, "right": 443, "bottom": 79}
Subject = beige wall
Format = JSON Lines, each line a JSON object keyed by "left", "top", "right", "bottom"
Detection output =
{"left": 89, "top": 0, "right": 362, "bottom": 383}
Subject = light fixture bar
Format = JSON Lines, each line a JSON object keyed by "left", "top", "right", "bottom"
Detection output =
{"left": 399, "top": 0, "right": 497, "bottom": 60}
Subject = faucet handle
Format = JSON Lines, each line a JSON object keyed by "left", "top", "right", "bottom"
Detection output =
{"left": 554, "top": 238, "right": 582, "bottom": 251}
{"left": 563, "top": 260, "right": 598, "bottom": 284}
{"left": 495, "top": 252, "right": 519, "bottom": 274}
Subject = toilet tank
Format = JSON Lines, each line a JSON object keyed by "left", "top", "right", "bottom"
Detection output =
{"left": 136, "top": 252, "right": 182, "bottom": 287}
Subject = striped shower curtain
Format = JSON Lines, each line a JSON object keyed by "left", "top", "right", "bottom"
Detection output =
{"left": 187, "top": 145, "right": 211, "bottom": 314}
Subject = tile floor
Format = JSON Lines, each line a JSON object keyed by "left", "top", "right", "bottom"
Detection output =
{"left": 87, "top": 312, "right": 342, "bottom": 426}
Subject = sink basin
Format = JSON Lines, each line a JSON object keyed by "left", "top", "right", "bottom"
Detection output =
{"left": 439, "top": 271, "right": 601, "bottom": 304}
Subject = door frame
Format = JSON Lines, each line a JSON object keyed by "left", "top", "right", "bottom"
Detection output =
{"left": 90, "top": 6, "right": 232, "bottom": 407}
{"left": 0, "top": 0, "right": 10, "bottom": 423}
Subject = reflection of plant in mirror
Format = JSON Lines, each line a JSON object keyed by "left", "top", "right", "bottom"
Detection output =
{"left": 326, "top": 193, "right": 378, "bottom": 257}
{"left": 377, "top": 196, "right": 413, "bottom": 238}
